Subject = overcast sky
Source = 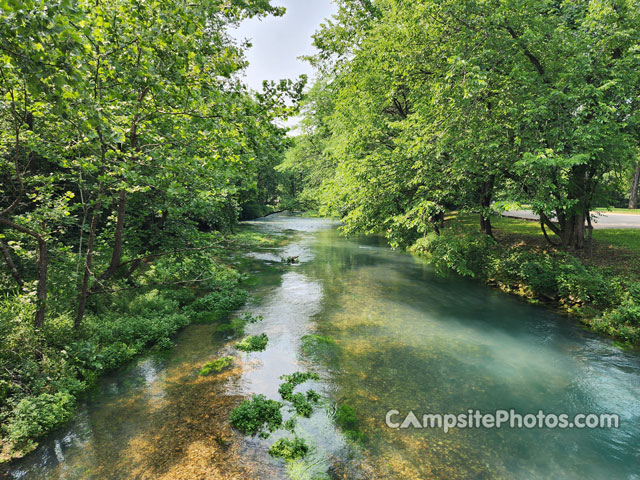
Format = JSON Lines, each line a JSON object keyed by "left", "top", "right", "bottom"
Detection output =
{"left": 231, "top": 0, "right": 337, "bottom": 92}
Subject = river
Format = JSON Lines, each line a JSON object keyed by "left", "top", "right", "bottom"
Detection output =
{"left": 5, "top": 214, "right": 640, "bottom": 479}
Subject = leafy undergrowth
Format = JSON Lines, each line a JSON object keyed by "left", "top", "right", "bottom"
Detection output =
{"left": 0, "top": 240, "right": 251, "bottom": 462}
{"left": 412, "top": 217, "right": 640, "bottom": 346}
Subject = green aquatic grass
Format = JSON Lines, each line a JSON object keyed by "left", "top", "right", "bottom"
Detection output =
{"left": 199, "top": 356, "right": 234, "bottom": 376}
{"left": 235, "top": 333, "right": 269, "bottom": 352}
{"left": 268, "top": 436, "right": 310, "bottom": 460}
{"left": 301, "top": 334, "right": 337, "bottom": 358}
{"left": 334, "top": 403, "right": 367, "bottom": 445}
{"left": 215, "top": 313, "right": 263, "bottom": 339}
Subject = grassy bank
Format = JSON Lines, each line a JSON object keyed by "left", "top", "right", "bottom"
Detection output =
{"left": 0, "top": 231, "right": 273, "bottom": 464}
{"left": 411, "top": 214, "right": 640, "bottom": 346}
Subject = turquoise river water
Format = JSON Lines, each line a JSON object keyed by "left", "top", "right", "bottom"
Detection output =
{"left": 5, "top": 215, "right": 640, "bottom": 479}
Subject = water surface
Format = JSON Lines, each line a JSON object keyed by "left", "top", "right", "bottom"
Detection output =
{"left": 6, "top": 215, "right": 640, "bottom": 479}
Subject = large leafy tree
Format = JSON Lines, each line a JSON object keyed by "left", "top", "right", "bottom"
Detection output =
{"left": 288, "top": 0, "right": 640, "bottom": 249}
{"left": 0, "top": 0, "right": 295, "bottom": 328}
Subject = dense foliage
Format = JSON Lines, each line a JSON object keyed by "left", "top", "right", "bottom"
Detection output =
{"left": 412, "top": 223, "right": 640, "bottom": 343}
{"left": 0, "top": 0, "right": 301, "bottom": 460}
{"left": 283, "top": 0, "right": 640, "bottom": 249}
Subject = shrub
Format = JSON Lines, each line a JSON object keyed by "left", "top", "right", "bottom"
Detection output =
{"left": 593, "top": 304, "right": 640, "bottom": 344}
{"left": 516, "top": 253, "right": 559, "bottom": 297}
{"left": 602, "top": 304, "right": 640, "bottom": 327}
{"left": 556, "top": 261, "right": 622, "bottom": 308}
{"left": 627, "top": 282, "right": 640, "bottom": 304}
{"left": 188, "top": 288, "right": 248, "bottom": 323}
{"left": 6, "top": 392, "right": 75, "bottom": 449}
{"left": 411, "top": 230, "right": 496, "bottom": 277}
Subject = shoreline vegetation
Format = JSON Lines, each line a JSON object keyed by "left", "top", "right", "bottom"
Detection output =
{"left": 0, "top": 0, "right": 300, "bottom": 466}
{"left": 0, "top": 230, "right": 275, "bottom": 464}
{"left": 3, "top": 0, "right": 640, "bottom": 475}
{"left": 1, "top": 211, "right": 637, "bottom": 468}
{"left": 274, "top": 0, "right": 640, "bottom": 352}
{"left": 408, "top": 213, "right": 640, "bottom": 348}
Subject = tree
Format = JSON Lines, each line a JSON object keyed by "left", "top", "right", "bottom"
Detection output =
{"left": 290, "top": 0, "right": 640, "bottom": 250}
{"left": 1, "top": 0, "right": 296, "bottom": 329}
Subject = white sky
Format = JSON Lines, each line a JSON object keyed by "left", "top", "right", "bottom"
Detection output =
{"left": 231, "top": 0, "right": 337, "bottom": 92}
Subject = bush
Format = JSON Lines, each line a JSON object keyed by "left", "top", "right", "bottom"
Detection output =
{"left": 5, "top": 392, "right": 75, "bottom": 449}
{"left": 627, "top": 282, "right": 640, "bottom": 304}
{"left": 516, "top": 253, "right": 560, "bottom": 297}
{"left": 188, "top": 288, "right": 248, "bottom": 323}
{"left": 0, "top": 252, "right": 253, "bottom": 457}
{"left": 594, "top": 304, "right": 640, "bottom": 343}
{"left": 556, "top": 260, "right": 622, "bottom": 308}
{"left": 411, "top": 230, "right": 496, "bottom": 277}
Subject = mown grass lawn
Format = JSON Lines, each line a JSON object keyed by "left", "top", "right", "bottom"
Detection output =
{"left": 594, "top": 207, "right": 640, "bottom": 215}
{"left": 447, "top": 212, "right": 640, "bottom": 278}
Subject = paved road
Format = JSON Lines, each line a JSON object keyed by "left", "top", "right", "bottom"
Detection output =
{"left": 502, "top": 210, "right": 640, "bottom": 229}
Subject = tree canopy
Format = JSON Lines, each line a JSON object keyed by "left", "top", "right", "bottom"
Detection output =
{"left": 0, "top": 0, "right": 302, "bottom": 328}
{"left": 283, "top": 0, "right": 640, "bottom": 249}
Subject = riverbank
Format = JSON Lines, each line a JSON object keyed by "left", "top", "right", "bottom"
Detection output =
{"left": 0, "top": 230, "right": 277, "bottom": 465}
{"left": 410, "top": 214, "right": 640, "bottom": 347}
{"left": 4, "top": 215, "right": 640, "bottom": 479}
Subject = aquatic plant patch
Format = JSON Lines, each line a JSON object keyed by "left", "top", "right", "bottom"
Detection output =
{"left": 229, "top": 394, "right": 283, "bottom": 438}
{"left": 229, "top": 371, "right": 323, "bottom": 460}
{"left": 199, "top": 356, "right": 234, "bottom": 376}
{"left": 215, "top": 313, "right": 263, "bottom": 339}
{"left": 301, "top": 334, "right": 337, "bottom": 358}
{"left": 235, "top": 333, "right": 269, "bottom": 352}
{"left": 268, "top": 436, "right": 310, "bottom": 460}
{"left": 334, "top": 403, "right": 367, "bottom": 444}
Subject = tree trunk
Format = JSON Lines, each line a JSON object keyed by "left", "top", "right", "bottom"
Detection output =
{"left": 34, "top": 234, "right": 48, "bottom": 329}
{"left": 101, "top": 189, "right": 127, "bottom": 281}
{"left": 75, "top": 202, "right": 101, "bottom": 328}
{"left": 0, "top": 216, "right": 48, "bottom": 327}
{"left": 560, "top": 212, "right": 587, "bottom": 249}
{"left": 479, "top": 176, "right": 495, "bottom": 237}
{"left": 629, "top": 162, "right": 640, "bottom": 209}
